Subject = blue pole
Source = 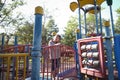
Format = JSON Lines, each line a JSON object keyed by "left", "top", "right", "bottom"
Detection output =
{"left": 31, "top": 6, "right": 43, "bottom": 80}
{"left": 104, "top": 21, "right": 114, "bottom": 80}
{"left": 77, "top": 0, "right": 82, "bottom": 39}
{"left": 106, "top": 0, "right": 114, "bottom": 36}
{"left": 75, "top": 30, "right": 83, "bottom": 80}
{"left": 74, "top": 42, "right": 82, "bottom": 80}
{"left": 94, "top": 0, "right": 99, "bottom": 34}
{"left": 14, "top": 35, "right": 18, "bottom": 53}
{"left": 114, "top": 35, "right": 120, "bottom": 80}
{"left": 84, "top": 12, "right": 87, "bottom": 37}
{"left": 76, "top": 29, "right": 80, "bottom": 40}
{"left": 25, "top": 44, "right": 29, "bottom": 74}
{"left": 99, "top": 7, "right": 103, "bottom": 35}
{"left": 12, "top": 35, "right": 18, "bottom": 80}
{"left": 1, "top": 33, "right": 4, "bottom": 51}
{"left": 109, "top": 5, "right": 115, "bottom": 37}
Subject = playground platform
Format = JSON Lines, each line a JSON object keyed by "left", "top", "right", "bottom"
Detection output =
{"left": 0, "top": 37, "right": 119, "bottom": 80}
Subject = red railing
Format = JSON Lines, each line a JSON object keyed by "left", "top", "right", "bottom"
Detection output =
{"left": 0, "top": 44, "right": 77, "bottom": 80}
{"left": 0, "top": 45, "right": 32, "bottom": 53}
{"left": 39, "top": 44, "right": 77, "bottom": 80}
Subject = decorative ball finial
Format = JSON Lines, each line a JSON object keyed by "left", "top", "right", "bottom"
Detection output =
{"left": 76, "top": 29, "right": 80, "bottom": 33}
{"left": 35, "top": 6, "right": 44, "bottom": 15}
{"left": 104, "top": 21, "right": 110, "bottom": 27}
{"left": 52, "top": 32, "right": 56, "bottom": 36}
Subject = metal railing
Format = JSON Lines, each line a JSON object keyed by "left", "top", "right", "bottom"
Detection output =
{"left": 39, "top": 45, "right": 77, "bottom": 80}
{"left": 0, "top": 53, "right": 30, "bottom": 80}
{"left": 0, "top": 44, "right": 76, "bottom": 80}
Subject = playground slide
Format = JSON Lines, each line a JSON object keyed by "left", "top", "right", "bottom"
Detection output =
{"left": 57, "top": 67, "right": 77, "bottom": 79}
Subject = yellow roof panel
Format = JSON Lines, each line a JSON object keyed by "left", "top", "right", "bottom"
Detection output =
{"left": 78, "top": 0, "right": 105, "bottom": 8}
{"left": 70, "top": 0, "right": 105, "bottom": 12}
{"left": 70, "top": 2, "right": 78, "bottom": 12}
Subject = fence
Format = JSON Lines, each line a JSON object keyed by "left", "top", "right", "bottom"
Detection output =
{"left": 0, "top": 53, "right": 30, "bottom": 80}
{"left": 40, "top": 45, "right": 77, "bottom": 80}
{"left": 0, "top": 44, "right": 76, "bottom": 80}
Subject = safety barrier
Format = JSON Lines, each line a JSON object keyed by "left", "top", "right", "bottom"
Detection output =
{"left": 0, "top": 45, "right": 32, "bottom": 53}
{"left": 40, "top": 44, "right": 77, "bottom": 80}
{"left": 0, "top": 53, "right": 30, "bottom": 80}
{"left": 0, "top": 44, "right": 76, "bottom": 80}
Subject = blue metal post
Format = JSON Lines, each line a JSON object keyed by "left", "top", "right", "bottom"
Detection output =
{"left": 76, "top": 29, "right": 80, "bottom": 40}
{"left": 114, "top": 35, "right": 120, "bottom": 80}
{"left": 14, "top": 35, "right": 18, "bottom": 53}
{"left": 84, "top": 12, "right": 87, "bottom": 37}
{"left": 25, "top": 44, "right": 29, "bottom": 74}
{"left": 109, "top": 5, "right": 115, "bottom": 37}
{"left": 77, "top": 0, "right": 82, "bottom": 39}
{"left": 75, "top": 30, "right": 83, "bottom": 80}
{"left": 25, "top": 44, "right": 29, "bottom": 53}
{"left": 12, "top": 35, "right": 18, "bottom": 80}
{"left": 31, "top": 6, "right": 43, "bottom": 80}
{"left": 94, "top": 0, "right": 99, "bottom": 34}
{"left": 106, "top": 0, "right": 114, "bottom": 37}
{"left": 1, "top": 33, "right": 4, "bottom": 51}
{"left": 99, "top": 7, "right": 103, "bottom": 35}
{"left": 104, "top": 21, "right": 114, "bottom": 80}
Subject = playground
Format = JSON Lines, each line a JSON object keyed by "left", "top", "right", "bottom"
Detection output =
{"left": 0, "top": 0, "right": 120, "bottom": 80}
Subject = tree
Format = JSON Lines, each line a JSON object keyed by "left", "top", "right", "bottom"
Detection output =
{"left": 115, "top": 7, "right": 120, "bottom": 34}
{"left": 0, "top": 0, "right": 25, "bottom": 34}
{"left": 62, "top": 16, "right": 78, "bottom": 47}
{"left": 44, "top": 16, "right": 59, "bottom": 43}
{"left": 14, "top": 21, "right": 33, "bottom": 44}
{"left": 86, "top": 13, "right": 96, "bottom": 33}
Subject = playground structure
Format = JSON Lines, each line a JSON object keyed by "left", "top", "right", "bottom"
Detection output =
{"left": 0, "top": 0, "right": 120, "bottom": 80}
{"left": 70, "top": 0, "right": 119, "bottom": 80}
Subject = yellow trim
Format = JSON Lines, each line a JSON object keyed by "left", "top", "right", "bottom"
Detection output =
{"left": 104, "top": 21, "right": 110, "bottom": 27}
{"left": 76, "top": 29, "right": 80, "bottom": 33}
{"left": 70, "top": 2, "right": 78, "bottom": 12}
{"left": 16, "top": 56, "right": 18, "bottom": 80}
{"left": 0, "top": 53, "right": 30, "bottom": 57}
{"left": 35, "top": 6, "right": 44, "bottom": 15}
{"left": 78, "top": 0, "right": 105, "bottom": 8}
{"left": 23, "top": 56, "right": 27, "bottom": 80}
{"left": 70, "top": 0, "right": 105, "bottom": 12}
{"left": 0, "top": 53, "right": 30, "bottom": 80}
{"left": 88, "top": 9, "right": 99, "bottom": 14}
{"left": 6, "top": 57, "right": 10, "bottom": 80}
{"left": 95, "top": 77, "right": 99, "bottom": 80}
{"left": 52, "top": 32, "right": 56, "bottom": 36}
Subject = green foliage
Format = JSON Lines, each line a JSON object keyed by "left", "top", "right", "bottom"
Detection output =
{"left": 45, "top": 17, "right": 59, "bottom": 43}
{"left": 115, "top": 7, "right": 120, "bottom": 34}
{"left": 14, "top": 21, "right": 33, "bottom": 44}
{"left": 0, "top": 0, "right": 25, "bottom": 34}
{"left": 62, "top": 16, "right": 78, "bottom": 47}
{"left": 14, "top": 17, "right": 58, "bottom": 45}
{"left": 86, "top": 13, "right": 96, "bottom": 33}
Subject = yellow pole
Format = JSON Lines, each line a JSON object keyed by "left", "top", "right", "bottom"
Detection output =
{"left": 6, "top": 57, "right": 11, "bottom": 80}
{"left": 23, "top": 56, "right": 27, "bottom": 80}
{"left": 16, "top": 56, "right": 18, "bottom": 80}
{"left": 95, "top": 77, "right": 99, "bottom": 80}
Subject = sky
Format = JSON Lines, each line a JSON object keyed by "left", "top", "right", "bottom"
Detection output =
{"left": 0, "top": 0, "right": 120, "bottom": 34}
{"left": 17, "top": 0, "right": 77, "bottom": 34}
